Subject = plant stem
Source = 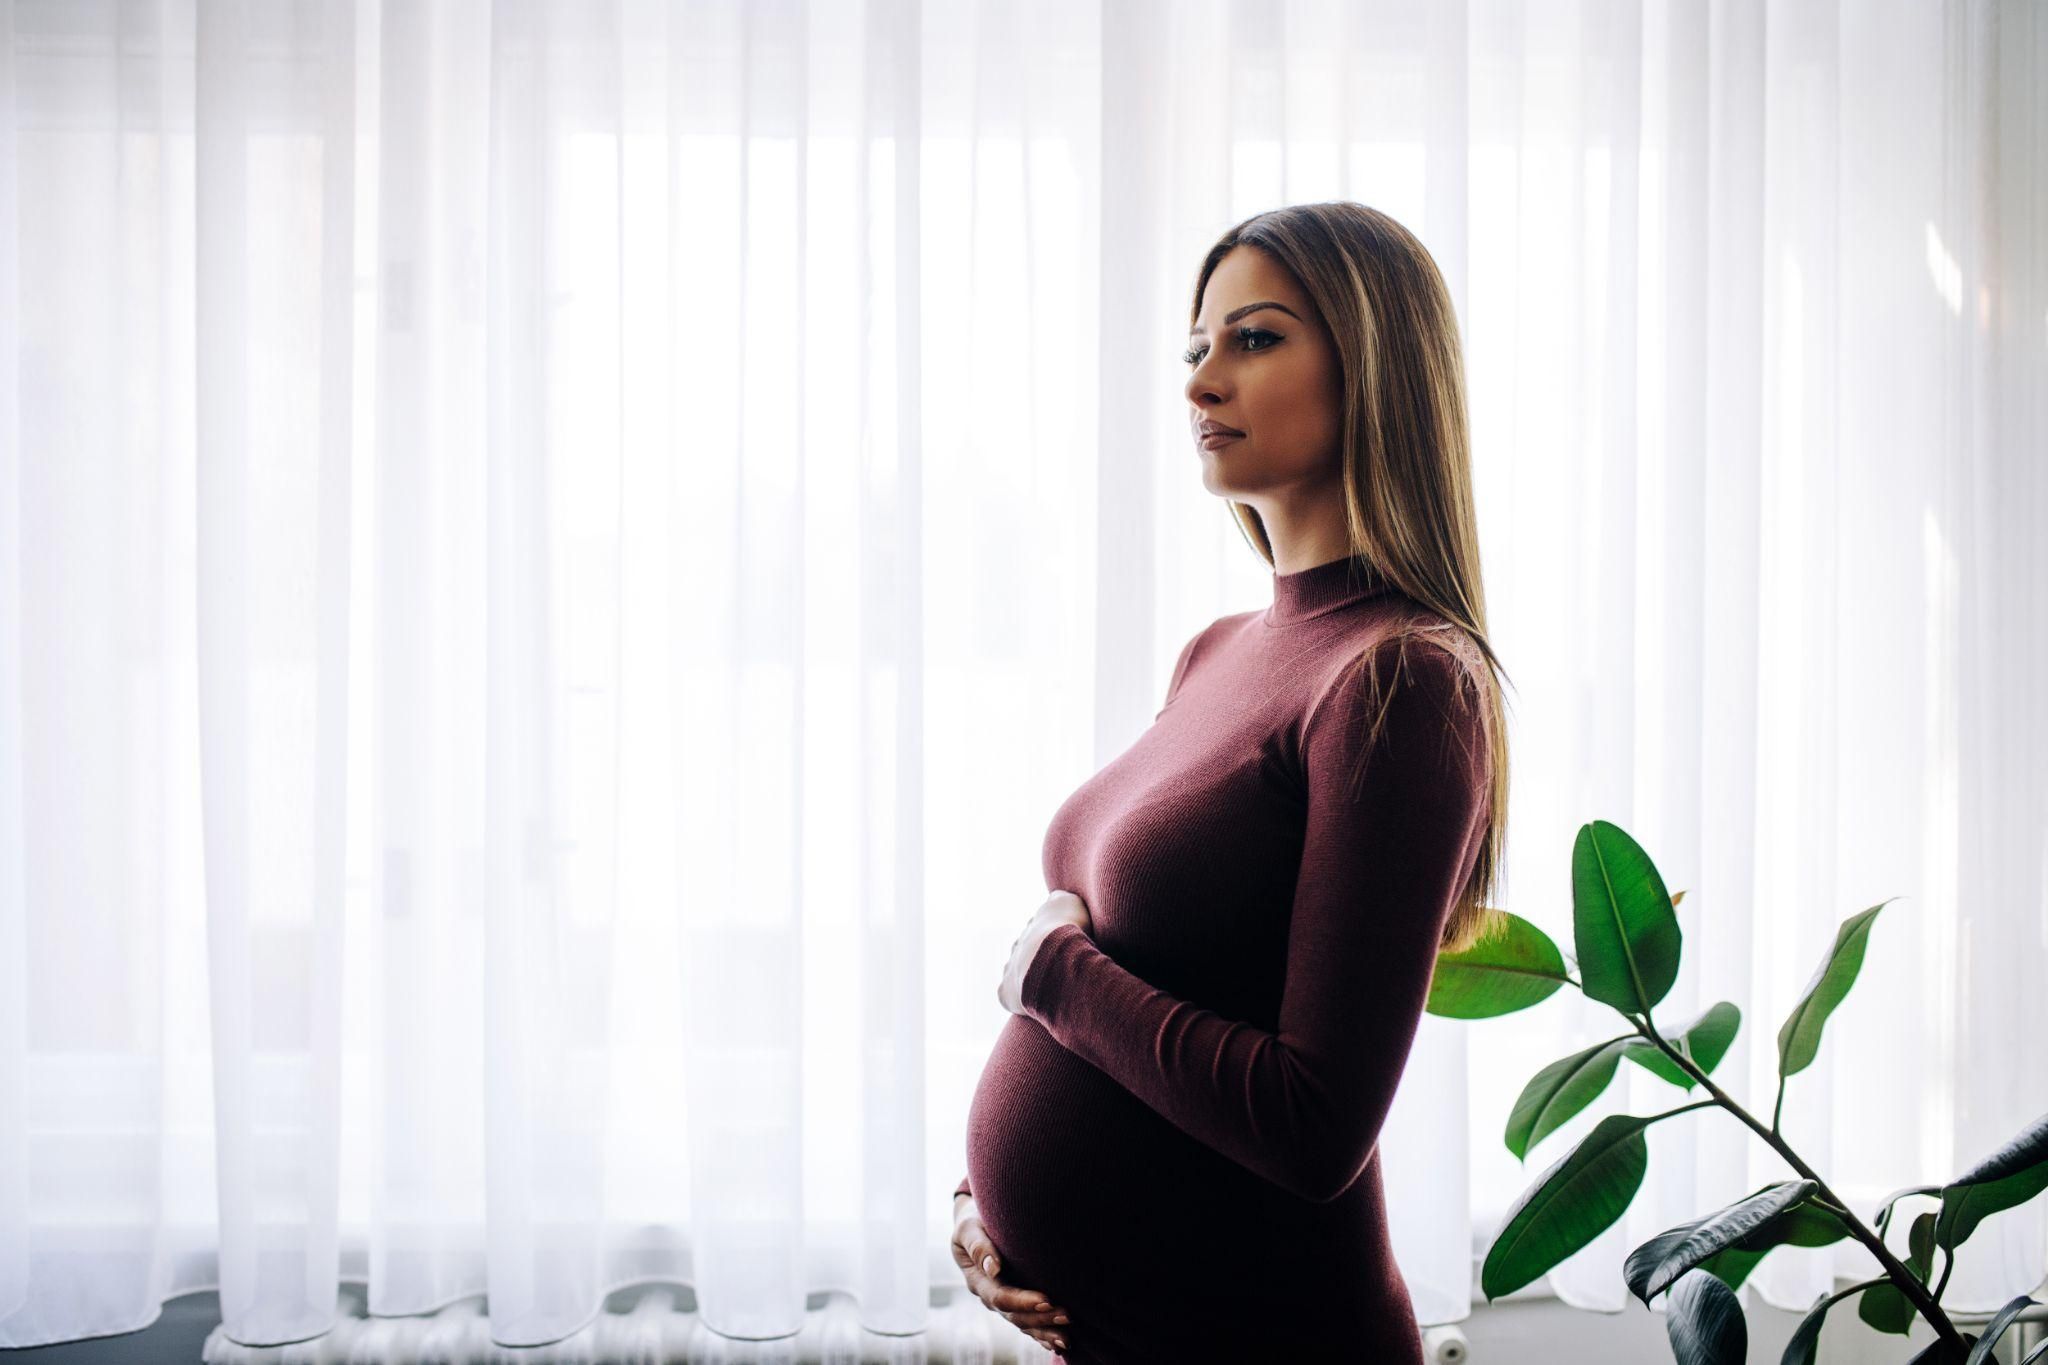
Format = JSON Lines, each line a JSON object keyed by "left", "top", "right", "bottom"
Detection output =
{"left": 1651, "top": 1098, "right": 1724, "bottom": 1123}
{"left": 1820, "top": 1276, "right": 1894, "bottom": 1313}
{"left": 1626, "top": 1015, "right": 1966, "bottom": 1351}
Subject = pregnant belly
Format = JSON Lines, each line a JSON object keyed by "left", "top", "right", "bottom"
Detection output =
{"left": 962, "top": 1015, "right": 1183, "bottom": 1295}
{"left": 963, "top": 1016, "right": 1423, "bottom": 1361}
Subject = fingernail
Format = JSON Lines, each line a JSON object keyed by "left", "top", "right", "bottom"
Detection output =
{"left": 1054, "top": 1315, "right": 1068, "bottom": 1324}
{"left": 983, "top": 1255, "right": 996, "bottom": 1274}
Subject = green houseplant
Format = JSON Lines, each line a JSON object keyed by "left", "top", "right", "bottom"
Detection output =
{"left": 1424, "top": 819, "right": 2048, "bottom": 1364}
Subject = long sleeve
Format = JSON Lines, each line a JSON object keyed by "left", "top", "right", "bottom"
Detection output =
{"left": 1019, "top": 633, "right": 1490, "bottom": 1204}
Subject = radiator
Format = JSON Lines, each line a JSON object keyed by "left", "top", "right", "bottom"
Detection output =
{"left": 199, "top": 1287, "right": 1476, "bottom": 1364}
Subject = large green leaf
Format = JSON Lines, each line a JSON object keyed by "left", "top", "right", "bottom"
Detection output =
{"left": 1937, "top": 1110, "right": 2048, "bottom": 1250}
{"left": 1664, "top": 1267, "right": 1747, "bottom": 1365}
{"left": 1572, "top": 820, "right": 1682, "bottom": 1014}
{"left": 1963, "top": 1294, "right": 2040, "bottom": 1365}
{"left": 1504, "top": 1037, "right": 1633, "bottom": 1160}
{"left": 1694, "top": 1245, "right": 1771, "bottom": 1294}
{"left": 1910, "top": 1209, "right": 1938, "bottom": 1273}
{"left": 1481, "top": 1111, "right": 1656, "bottom": 1301}
{"left": 1776, "top": 900, "right": 1895, "bottom": 1078}
{"left": 1694, "top": 1187, "right": 1853, "bottom": 1291}
{"left": 1623, "top": 1180, "right": 1816, "bottom": 1307}
{"left": 1426, "top": 910, "right": 1570, "bottom": 1018}
{"left": 1739, "top": 1198, "right": 1857, "bottom": 1250}
{"left": 1620, "top": 1001, "right": 1742, "bottom": 1091}
{"left": 1857, "top": 1280, "right": 1915, "bottom": 1335}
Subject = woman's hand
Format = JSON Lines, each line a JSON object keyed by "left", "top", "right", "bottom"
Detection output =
{"left": 951, "top": 1193, "right": 1072, "bottom": 1355}
{"left": 997, "top": 891, "right": 1093, "bottom": 1016}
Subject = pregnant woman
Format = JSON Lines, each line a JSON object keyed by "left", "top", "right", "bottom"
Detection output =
{"left": 948, "top": 201, "right": 1513, "bottom": 1363}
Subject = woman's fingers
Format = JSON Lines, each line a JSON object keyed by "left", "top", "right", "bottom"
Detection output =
{"left": 1003, "top": 1297, "right": 1070, "bottom": 1352}
{"left": 989, "top": 1284, "right": 1061, "bottom": 1316}
{"left": 1002, "top": 1309, "right": 1067, "bottom": 1353}
{"left": 1000, "top": 1304, "right": 1071, "bottom": 1352}
{"left": 948, "top": 1218, "right": 1070, "bottom": 1350}
{"left": 986, "top": 1279, "right": 1070, "bottom": 1350}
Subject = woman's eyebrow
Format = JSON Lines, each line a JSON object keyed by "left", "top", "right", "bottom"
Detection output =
{"left": 1188, "top": 301, "right": 1302, "bottom": 337}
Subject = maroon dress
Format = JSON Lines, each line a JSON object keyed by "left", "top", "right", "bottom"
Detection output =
{"left": 953, "top": 554, "right": 1492, "bottom": 1363}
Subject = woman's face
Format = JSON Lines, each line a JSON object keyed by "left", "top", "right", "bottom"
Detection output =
{"left": 1183, "top": 245, "right": 1343, "bottom": 502}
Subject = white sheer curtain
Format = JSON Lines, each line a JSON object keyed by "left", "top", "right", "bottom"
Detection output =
{"left": 2, "top": 0, "right": 2043, "bottom": 1354}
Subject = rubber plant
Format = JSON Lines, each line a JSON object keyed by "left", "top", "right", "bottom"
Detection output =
{"left": 1424, "top": 818, "right": 2048, "bottom": 1365}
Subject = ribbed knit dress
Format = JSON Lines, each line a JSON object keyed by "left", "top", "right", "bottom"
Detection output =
{"left": 952, "top": 552, "right": 1494, "bottom": 1364}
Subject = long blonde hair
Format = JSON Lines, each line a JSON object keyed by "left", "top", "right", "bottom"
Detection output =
{"left": 1191, "top": 202, "right": 1513, "bottom": 956}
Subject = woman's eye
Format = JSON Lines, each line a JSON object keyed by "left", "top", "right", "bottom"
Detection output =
{"left": 1181, "top": 327, "right": 1278, "bottom": 366}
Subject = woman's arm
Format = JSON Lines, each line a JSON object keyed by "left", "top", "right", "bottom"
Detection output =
{"left": 1018, "top": 633, "right": 1489, "bottom": 1203}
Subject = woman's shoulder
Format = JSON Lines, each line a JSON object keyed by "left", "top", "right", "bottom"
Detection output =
{"left": 1328, "top": 601, "right": 1484, "bottom": 688}
{"left": 1294, "top": 608, "right": 1492, "bottom": 801}
{"left": 1308, "top": 604, "right": 1489, "bottom": 745}
{"left": 1381, "top": 609, "right": 1486, "bottom": 687}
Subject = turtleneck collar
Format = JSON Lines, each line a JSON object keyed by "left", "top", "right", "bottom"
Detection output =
{"left": 1265, "top": 552, "right": 1395, "bottom": 626}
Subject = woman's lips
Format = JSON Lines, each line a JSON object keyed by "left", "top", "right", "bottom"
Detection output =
{"left": 1198, "top": 431, "right": 1242, "bottom": 449}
